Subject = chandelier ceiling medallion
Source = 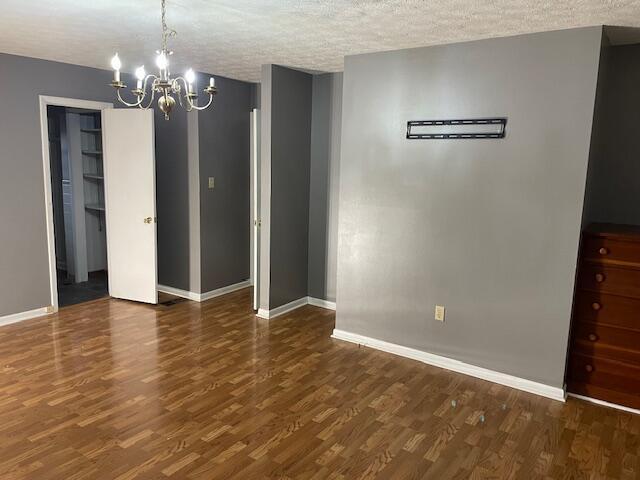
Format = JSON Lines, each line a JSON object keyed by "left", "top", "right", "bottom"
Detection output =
{"left": 109, "top": 0, "right": 217, "bottom": 120}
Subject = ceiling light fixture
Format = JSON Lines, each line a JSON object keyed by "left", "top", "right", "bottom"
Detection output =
{"left": 109, "top": 0, "right": 217, "bottom": 120}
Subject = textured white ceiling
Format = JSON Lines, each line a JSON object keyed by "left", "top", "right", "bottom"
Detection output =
{"left": 1, "top": 0, "right": 639, "bottom": 82}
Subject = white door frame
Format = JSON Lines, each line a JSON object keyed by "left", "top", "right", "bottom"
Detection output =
{"left": 39, "top": 96, "right": 113, "bottom": 312}
{"left": 250, "top": 108, "right": 260, "bottom": 310}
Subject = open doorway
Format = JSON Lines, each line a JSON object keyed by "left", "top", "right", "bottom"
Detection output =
{"left": 40, "top": 96, "right": 113, "bottom": 311}
{"left": 46, "top": 105, "right": 108, "bottom": 307}
{"left": 42, "top": 98, "right": 159, "bottom": 309}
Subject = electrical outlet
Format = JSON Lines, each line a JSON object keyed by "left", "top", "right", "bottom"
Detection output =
{"left": 208, "top": 177, "right": 215, "bottom": 189}
{"left": 435, "top": 305, "right": 445, "bottom": 322}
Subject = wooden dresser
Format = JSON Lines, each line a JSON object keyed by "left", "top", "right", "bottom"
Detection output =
{"left": 568, "top": 224, "right": 640, "bottom": 409}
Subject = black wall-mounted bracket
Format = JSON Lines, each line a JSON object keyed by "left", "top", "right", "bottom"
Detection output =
{"left": 406, "top": 118, "right": 507, "bottom": 140}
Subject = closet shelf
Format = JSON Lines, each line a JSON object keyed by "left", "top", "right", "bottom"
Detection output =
{"left": 82, "top": 149, "right": 103, "bottom": 155}
{"left": 85, "top": 203, "right": 105, "bottom": 212}
{"left": 83, "top": 174, "right": 104, "bottom": 180}
{"left": 81, "top": 128, "right": 102, "bottom": 133}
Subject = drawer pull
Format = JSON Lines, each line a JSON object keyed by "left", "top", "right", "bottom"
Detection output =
{"left": 599, "top": 247, "right": 609, "bottom": 255}
{"left": 585, "top": 364, "right": 594, "bottom": 373}
{"left": 591, "top": 302, "right": 601, "bottom": 311}
{"left": 595, "top": 273, "right": 605, "bottom": 283}
{"left": 588, "top": 333, "right": 598, "bottom": 342}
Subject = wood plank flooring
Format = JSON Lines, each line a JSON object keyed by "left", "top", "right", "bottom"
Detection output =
{"left": 0, "top": 288, "right": 639, "bottom": 479}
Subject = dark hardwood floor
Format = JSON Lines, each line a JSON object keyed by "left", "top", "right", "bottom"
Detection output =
{"left": 0, "top": 288, "right": 638, "bottom": 479}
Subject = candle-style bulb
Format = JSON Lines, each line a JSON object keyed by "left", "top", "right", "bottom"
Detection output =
{"left": 185, "top": 69, "right": 195, "bottom": 85}
{"left": 156, "top": 52, "right": 168, "bottom": 70}
{"left": 209, "top": 77, "right": 215, "bottom": 87}
{"left": 134, "top": 65, "right": 145, "bottom": 90}
{"left": 111, "top": 53, "right": 121, "bottom": 71}
{"left": 135, "top": 65, "right": 146, "bottom": 81}
{"left": 111, "top": 54, "right": 122, "bottom": 82}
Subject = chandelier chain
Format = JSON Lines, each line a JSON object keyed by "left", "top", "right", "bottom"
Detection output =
{"left": 161, "top": 0, "right": 177, "bottom": 52}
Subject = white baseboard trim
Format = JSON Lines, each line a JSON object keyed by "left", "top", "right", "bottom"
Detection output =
{"left": 331, "top": 329, "right": 566, "bottom": 403}
{"left": 157, "top": 285, "right": 200, "bottom": 301}
{"left": 158, "top": 279, "right": 251, "bottom": 303}
{"left": 257, "top": 296, "right": 337, "bottom": 319}
{"left": 256, "top": 297, "right": 308, "bottom": 319}
{"left": 0, "top": 307, "right": 51, "bottom": 327}
{"left": 200, "top": 280, "right": 252, "bottom": 301}
{"left": 307, "top": 297, "right": 336, "bottom": 310}
{"left": 568, "top": 393, "right": 640, "bottom": 416}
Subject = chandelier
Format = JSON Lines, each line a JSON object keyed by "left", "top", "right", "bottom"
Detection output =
{"left": 109, "top": 0, "right": 217, "bottom": 120}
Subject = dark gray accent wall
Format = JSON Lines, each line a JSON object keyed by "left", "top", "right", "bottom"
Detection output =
{"left": 251, "top": 83, "right": 261, "bottom": 110}
{"left": 335, "top": 27, "right": 603, "bottom": 388}
{"left": 269, "top": 65, "right": 313, "bottom": 308}
{"left": 155, "top": 107, "right": 190, "bottom": 291}
{"left": 308, "top": 73, "right": 343, "bottom": 302}
{"left": 197, "top": 73, "right": 253, "bottom": 292}
{"left": 0, "top": 53, "right": 125, "bottom": 317}
{"left": 583, "top": 41, "right": 640, "bottom": 226}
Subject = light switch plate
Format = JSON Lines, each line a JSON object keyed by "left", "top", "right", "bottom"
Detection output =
{"left": 208, "top": 177, "right": 215, "bottom": 189}
{"left": 435, "top": 305, "right": 445, "bottom": 322}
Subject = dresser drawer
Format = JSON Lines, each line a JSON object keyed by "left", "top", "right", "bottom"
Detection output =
{"left": 573, "top": 291, "right": 640, "bottom": 330}
{"left": 571, "top": 322, "right": 640, "bottom": 365}
{"left": 582, "top": 235, "right": 640, "bottom": 266}
{"left": 578, "top": 264, "right": 640, "bottom": 299}
{"left": 568, "top": 353, "right": 640, "bottom": 394}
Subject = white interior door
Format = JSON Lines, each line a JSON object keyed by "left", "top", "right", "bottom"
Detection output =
{"left": 250, "top": 109, "right": 261, "bottom": 310}
{"left": 103, "top": 109, "right": 157, "bottom": 304}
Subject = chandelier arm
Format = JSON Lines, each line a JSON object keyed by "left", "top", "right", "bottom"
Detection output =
{"left": 187, "top": 94, "right": 214, "bottom": 111}
{"left": 175, "top": 89, "right": 192, "bottom": 112}
{"left": 173, "top": 76, "right": 214, "bottom": 111}
{"left": 139, "top": 75, "right": 159, "bottom": 110}
{"left": 116, "top": 88, "right": 145, "bottom": 108}
{"left": 145, "top": 74, "right": 159, "bottom": 91}
{"left": 172, "top": 77, "right": 185, "bottom": 98}
{"left": 114, "top": 74, "right": 157, "bottom": 108}
{"left": 140, "top": 86, "right": 157, "bottom": 110}
{"left": 173, "top": 77, "right": 194, "bottom": 112}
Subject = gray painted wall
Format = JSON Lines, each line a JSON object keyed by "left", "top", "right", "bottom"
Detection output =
{"left": 155, "top": 107, "right": 191, "bottom": 291}
{"left": 308, "top": 73, "right": 343, "bottom": 302}
{"left": 187, "top": 111, "right": 202, "bottom": 294}
{"left": 268, "top": 65, "right": 313, "bottom": 308}
{"left": 0, "top": 53, "right": 128, "bottom": 317}
{"left": 583, "top": 41, "right": 640, "bottom": 226}
{"left": 335, "top": 27, "right": 603, "bottom": 388}
{"left": 197, "top": 72, "right": 253, "bottom": 293}
{"left": 251, "top": 83, "right": 261, "bottom": 110}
